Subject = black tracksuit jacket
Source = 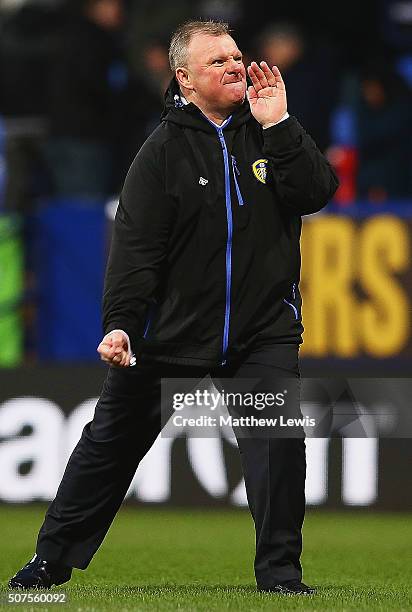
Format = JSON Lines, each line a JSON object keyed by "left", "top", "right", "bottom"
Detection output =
{"left": 103, "top": 79, "right": 339, "bottom": 366}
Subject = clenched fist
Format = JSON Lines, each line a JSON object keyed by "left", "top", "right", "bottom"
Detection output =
{"left": 97, "top": 330, "right": 131, "bottom": 368}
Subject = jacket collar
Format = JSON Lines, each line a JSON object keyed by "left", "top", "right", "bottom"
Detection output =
{"left": 161, "top": 77, "right": 251, "bottom": 133}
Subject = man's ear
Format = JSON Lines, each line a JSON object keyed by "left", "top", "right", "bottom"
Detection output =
{"left": 175, "top": 67, "right": 193, "bottom": 91}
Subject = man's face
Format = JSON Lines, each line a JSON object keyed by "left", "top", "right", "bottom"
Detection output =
{"left": 183, "top": 34, "right": 246, "bottom": 113}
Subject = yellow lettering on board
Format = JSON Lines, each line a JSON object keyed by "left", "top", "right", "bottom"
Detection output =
{"left": 300, "top": 217, "right": 357, "bottom": 357}
{"left": 359, "top": 216, "right": 409, "bottom": 356}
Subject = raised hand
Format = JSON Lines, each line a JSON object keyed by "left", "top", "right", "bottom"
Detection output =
{"left": 247, "top": 61, "right": 287, "bottom": 128}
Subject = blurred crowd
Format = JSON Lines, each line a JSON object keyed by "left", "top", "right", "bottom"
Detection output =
{"left": 0, "top": 0, "right": 411, "bottom": 366}
{"left": 0, "top": 0, "right": 411, "bottom": 211}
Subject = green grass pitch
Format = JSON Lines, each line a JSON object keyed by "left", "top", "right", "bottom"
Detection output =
{"left": 1, "top": 506, "right": 411, "bottom": 610}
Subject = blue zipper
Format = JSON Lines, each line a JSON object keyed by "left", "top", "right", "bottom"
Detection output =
{"left": 201, "top": 113, "right": 233, "bottom": 366}
{"left": 218, "top": 125, "right": 233, "bottom": 365}
{"left": 130, "top": 308, "right": 151, "bottom": 367}
{"left": 284, "top": 298, "right": 298, "bottom": 319}
{"left": 284, "top": 282, "right": 299, "bottom": 319}
{"left": 231, "top": 156, "right": 245, "bottom": 206}
{"left": 143, "top": 307, "right": 152, "bottom": 338}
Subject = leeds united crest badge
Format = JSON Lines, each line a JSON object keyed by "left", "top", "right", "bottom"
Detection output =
{"left": 252, "top": 158, "right": 268, "bottom": 184}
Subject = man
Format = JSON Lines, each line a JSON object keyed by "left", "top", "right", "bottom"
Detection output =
{"left": 9, "top": 20, "right": 338, "bottom": 595}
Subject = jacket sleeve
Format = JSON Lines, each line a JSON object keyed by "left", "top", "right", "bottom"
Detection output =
{"left": 102, "top": 143, "right": 176, "bottom": 350}
{"left": 262, "top": 115, "right": 339, "bottom": 215}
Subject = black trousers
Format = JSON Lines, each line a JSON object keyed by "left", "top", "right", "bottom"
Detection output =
{"left": 36, "top": 343, "right": 306, "bottom": 589}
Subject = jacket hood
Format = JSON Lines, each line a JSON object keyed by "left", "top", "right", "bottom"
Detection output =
{"left": 161, "top": 77, "right": 251, "bottom": 133}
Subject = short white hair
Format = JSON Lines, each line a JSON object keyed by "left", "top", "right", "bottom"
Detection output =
{"left": 169, "top": 20, "right": 231, "bottom": 72}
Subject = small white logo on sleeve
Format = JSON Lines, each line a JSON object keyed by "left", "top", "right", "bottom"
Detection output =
{"left": 199, "top": 177, "right": 208, "bottom": 186}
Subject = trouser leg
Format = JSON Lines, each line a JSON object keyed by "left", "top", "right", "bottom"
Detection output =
{"left": 36, "top": 363, "right": 189, "bottom": 569}
{"left": 237, "top": 436, "right": 305, "bottom": 587}
{"left": 212, "top": 344, "right": 306, "bottom": 587}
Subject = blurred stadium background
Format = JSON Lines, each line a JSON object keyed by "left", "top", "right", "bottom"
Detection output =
{"left": 0, "top": 0, "right": 411, "bottom": 606}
